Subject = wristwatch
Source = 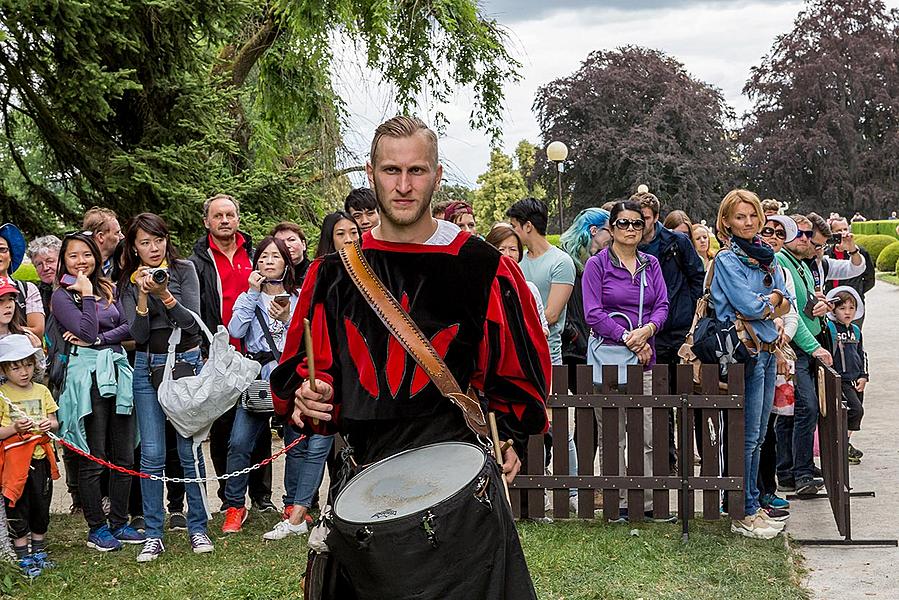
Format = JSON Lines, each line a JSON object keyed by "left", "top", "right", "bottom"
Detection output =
{"left": 621, "top": 330, "right": 630, "bottom": 343}
{"left": 847, "top": 248, "right": 860, "bottom": 256}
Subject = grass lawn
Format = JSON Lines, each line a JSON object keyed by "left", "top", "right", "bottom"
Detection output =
{"left": 876, "top": 271, "right": 899, "bottom": 286}
{"left": 0, "top": 512, "right": 807, "bottom": 599}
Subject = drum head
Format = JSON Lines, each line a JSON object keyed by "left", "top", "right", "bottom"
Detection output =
{"left": 334, "top": 442, "right": 486, "bottom": 524}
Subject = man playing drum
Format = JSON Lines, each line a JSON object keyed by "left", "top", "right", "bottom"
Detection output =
{"left": 272, "top": 115, "right": 550, "bottom": 599}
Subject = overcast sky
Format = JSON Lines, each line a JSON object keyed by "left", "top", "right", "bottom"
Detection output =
{"left": 337, "top": 0, "right": 899, "bottom": 188}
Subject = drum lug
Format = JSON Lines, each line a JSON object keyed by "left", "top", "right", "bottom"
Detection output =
{"left": 421, "top": 510, "right": 439, "bottom": 548}
{"left": 355, "top": 526, "right": 373, "bottom": 549}
{"left": 474, "top": 474, "right": 492, "bottom": 509}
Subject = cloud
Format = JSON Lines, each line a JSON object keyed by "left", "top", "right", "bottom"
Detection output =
{"left": 339, "top": 0, "right": 899, "bottom": 189}
{"left": 480, "top": 0, "right": 795, "bottom": 23}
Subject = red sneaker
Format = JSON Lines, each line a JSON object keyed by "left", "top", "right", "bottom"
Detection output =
{"left": 281, "top": 504, "right": 293, "bottom": 522}
{"left": 221, "top": 507, "right": 248, "bottom": 534}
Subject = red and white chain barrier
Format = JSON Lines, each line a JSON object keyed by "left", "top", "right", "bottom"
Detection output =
{"left": 0, "top": 389, "right": 305, "bottom": 484}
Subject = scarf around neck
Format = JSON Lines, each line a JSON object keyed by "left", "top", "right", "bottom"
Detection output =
{"left": 729, "top": 235, "right": 775, "bottom": 271}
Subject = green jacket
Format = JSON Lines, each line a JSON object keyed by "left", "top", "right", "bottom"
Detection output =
{"left": 57, "top": 347, "right": 135, "bottom": 454}
{"left": 776, "top": 250, "right": 821, "bottom": 354}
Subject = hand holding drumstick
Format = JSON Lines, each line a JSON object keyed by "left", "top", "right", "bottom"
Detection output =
{"left": 292, "top": 318, "right": 334, "bottom": 428}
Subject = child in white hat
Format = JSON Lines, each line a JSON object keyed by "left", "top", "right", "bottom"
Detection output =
{"left": 825, "top": 286, "right": 868, "bottom": 464}
{"left": 0, "top": 334, "right": 59, "bottom": 576}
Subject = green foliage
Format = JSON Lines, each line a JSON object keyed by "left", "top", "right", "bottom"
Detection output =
{"left": 875, "top": 240, "right": 899, "bottom": 271}
{"left": 546, "top": 234, "right": 560, "bottom": 248}
{"left": 852, "top": 234, "right": 870, "bottom": 250}
{"left": 433, "top": 183, "right": 474, "bottom": 205}
{"left": 0, "top": 0, "right": 520, "bottom": 243}
{"left": 12, "top": 263, "right": 38, "bottom": 283}
{"left": 852, "top": 220, "right": 899, "bottom": 239}
{"left": 858, "top": 234, "right": 898, "bottom": 264}
{"left": 474, "top": 148, "right": 528, "bottom": 228}
{"left": 514, "top": 140, "right": 546, "bottom": 199}
{"left": 533, "top": 46, "right": 739, "bottom": 229}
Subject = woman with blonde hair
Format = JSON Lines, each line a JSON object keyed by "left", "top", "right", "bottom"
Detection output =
{"left": 709, "top": 189, "right": 791, "bottom": 540}
{"left": 690, "top": 223, "right": 714, "bottom": 270}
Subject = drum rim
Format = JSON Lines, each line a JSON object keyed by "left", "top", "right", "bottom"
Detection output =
{"left": 333, "top": 441, "right": 487, "bottom": 525}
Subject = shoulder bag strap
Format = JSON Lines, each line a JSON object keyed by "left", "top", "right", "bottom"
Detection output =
{"left": 254, "top": 305, "right": 282, "bottom": 362}
{"left": 637, "top": 267, "right": 646, "bottom": 327}
{"left": 338, "top": 242, "right": 488, "bottom": 438}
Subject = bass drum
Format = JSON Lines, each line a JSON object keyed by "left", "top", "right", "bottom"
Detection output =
{"left": 327, "top": 441, "right": 535, "bottom": 600}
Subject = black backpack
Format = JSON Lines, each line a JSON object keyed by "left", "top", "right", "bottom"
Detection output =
{"left": 561, "top": 273, "right": 589, "bottom": 364}
{"left": 44, "top": 294, "right": 76, "bottom": 394}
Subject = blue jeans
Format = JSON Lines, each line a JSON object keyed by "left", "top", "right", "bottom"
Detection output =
{"left": 743, "top": 351, "right": 776, "bottom": 516}
{"left": 782, "top": 351, "right": 818, "bottom": 481}
{"left": 223, "top": 407, "right": 272, "bottom": 508}
{"left": 284, "top": 429, "right": 333, "bottom": 508}
{"left": 133, "top": 349, "right": 208, "bottom": 538}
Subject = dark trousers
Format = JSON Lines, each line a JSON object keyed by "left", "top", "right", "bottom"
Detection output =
{"left": 210, "top": 406, "right": 272, "bottom": 504}
{"left": 757, "top": 413, "right": 778, "bottom": 497}
{"left": 841, "top": 380, "right": 865, "bottom": 431}
{"left": 6, "top": 458, "right": 52, "bottom": 539}
{"left": 62, "top": 445, "right": 81, "bottom": 508}
{"left": 80, "top": 381, "right": 135, "bottom": 530}
{"left": 129, "top": 421, "right": 186, "bottom": 517}
{"left": 775, "top": 351, "right": 819, "bottom": 483}
{"left": 655, "top": 345, "right": 681, "bottom": 472}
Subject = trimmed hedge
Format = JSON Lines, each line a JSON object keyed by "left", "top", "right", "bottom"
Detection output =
{"left": 852, "top": 234, "right": 870, "bottom": 249}
{"left": 11, "top": 263, "right": 38, "bottom": 283}
{"left": 857, "top": 234, "right": 898, "bottom": 265}
{"left": 851, "top": 220, "right": 899, "bottom": 239}
{"left": 876, "top": 240, "right": 899, "bottom": 272}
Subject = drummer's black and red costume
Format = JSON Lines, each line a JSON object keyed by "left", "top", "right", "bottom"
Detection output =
{"left": 272, "top": 227, "right": 550, "bottom": 599}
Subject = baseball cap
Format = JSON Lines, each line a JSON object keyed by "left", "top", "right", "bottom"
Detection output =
{"left": 0, "top": 276, "right": 18, "bottom": 298}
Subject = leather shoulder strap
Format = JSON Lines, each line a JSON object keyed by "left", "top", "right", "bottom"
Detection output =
{"left": 338, "top": 242, "right": 488, "bottom": 437}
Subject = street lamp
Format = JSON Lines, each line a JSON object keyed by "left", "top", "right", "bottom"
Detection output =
{"left": 546, "top": 141, "right": 569, "bottom": 234}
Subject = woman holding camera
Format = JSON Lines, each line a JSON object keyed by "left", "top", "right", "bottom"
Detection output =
{"left": 221, "top": 237, "right": 315, "bottom": 535}
{"left": 118, "top": 213, "right": 213, "bottom": 561}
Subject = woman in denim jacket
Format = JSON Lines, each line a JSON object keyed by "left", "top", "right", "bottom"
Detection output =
{"left": 119, "top": 213, "right": 213, "bottom": 560}
{"left": 710, "top": 190, "right": 792, "bottom": 540}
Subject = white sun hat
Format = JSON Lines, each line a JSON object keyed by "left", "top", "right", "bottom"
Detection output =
{"left": 765, "top": 215, "right": 799, "bottom": 243}
{"left": 0, "top": 334, "right": 41, "bottom": 364}
{"left": 825, "top": 285, "right": 864, "bottom": 321}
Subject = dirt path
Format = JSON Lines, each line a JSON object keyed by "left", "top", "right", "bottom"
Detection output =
{"left": 786, "top": 282, "right": 899, "bottom": 598}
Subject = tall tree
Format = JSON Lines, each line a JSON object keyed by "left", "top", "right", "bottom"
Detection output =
{"left": 741, "top": 0, "right": 899, "bottom": 216}
{"left": 0, "top": 0, "right": 520, "bottom": 243}
{"left": 473, "top": 148, "right": 528, "bottom": 228}
{"left": 514, "top": 140, "right": 547, "bottom": 200}
{"left": 533, "top": 46, "right": 738, "bottom": 226}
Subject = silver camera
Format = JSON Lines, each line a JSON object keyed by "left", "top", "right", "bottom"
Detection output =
{"left": 146, "top": 267, "right": 168, "bottom": 284}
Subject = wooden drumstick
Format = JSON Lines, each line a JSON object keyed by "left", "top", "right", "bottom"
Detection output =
{"left": 303, "top": 318, "right": 319, "bottom": 425}
{"left": 488, "top": 412, "right": 511, "bottom": 506}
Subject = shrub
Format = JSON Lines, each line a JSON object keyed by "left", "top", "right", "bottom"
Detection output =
{"left": 876, "top": 240, "right": 899, "bottom": 271}
{"left": 851, "top": 220, "right": 899, "bottom": 239}
{"left": 12, "top": 263, "right": 38, "bottom": 283}
{"left": 857, "top": 234, "right": 898, "bottom": 265}
{"left": 852, "top": 234, "right": 869, "bottom": 249}
{"left": 547, "top": 234, "right": 561, "bottom": 247}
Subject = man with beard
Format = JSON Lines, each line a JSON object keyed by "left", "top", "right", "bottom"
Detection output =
{"left": 189, "top": 194, "right": 275, "bottom": 513}
{"left": 273, "top": 116, "right": 550, "bottom": 599}
{"left": 773, "top": 215, "right": 833, "bottom": 496}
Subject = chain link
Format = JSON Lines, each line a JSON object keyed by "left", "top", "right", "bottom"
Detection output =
{"left": 0, "top": 388, "right": 304, "bottom": 484}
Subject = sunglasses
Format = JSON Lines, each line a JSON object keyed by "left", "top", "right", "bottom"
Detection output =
{"left": 613, "top": 218, "right": 646, "bottom": 231}
{"left": 795, "top": 230, "right": 815, "bottom": 239}
{"left": 760, "top": 226, "right": 786, "bottom": 240}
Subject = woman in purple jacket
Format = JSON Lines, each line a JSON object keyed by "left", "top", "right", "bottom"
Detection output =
{"left": 582, "top": 200, "right": 668, "bottom": 520}
{"left": 51, "top": 232, "right": 142, "bottom": 551}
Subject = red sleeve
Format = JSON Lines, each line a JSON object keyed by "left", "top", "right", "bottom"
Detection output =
{"left": 272, "top": 259, "right": 340, "bottom": 434}
{"left": 471, "top": 255, "right": 550, "bottom": 438}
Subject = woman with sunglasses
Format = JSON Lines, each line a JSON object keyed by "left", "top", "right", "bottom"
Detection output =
{"left": 118, "top": 213, "right": 214, "bottom": 561}
{"left": 710, "top": 190, "right": 792, "bottom": 540}
{"left": 582, "top": 200, "right": 668, "bottom": 519}
{"left": 756, "top": 215, "right": 800, "bottom": 516}
{"left": 52, "top": 232, "right": 143, "bottom": 551}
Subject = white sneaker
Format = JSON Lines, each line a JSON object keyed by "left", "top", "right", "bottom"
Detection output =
{"left": 263, "top": 519, "right": 308, "bottom": 540}
{"left": 731, "top": 514, "right": 779, "bottom": 540}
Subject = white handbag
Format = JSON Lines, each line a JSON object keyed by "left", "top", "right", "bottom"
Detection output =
{"left": 157, "top": 309, "right": 261, "bottom": 441}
